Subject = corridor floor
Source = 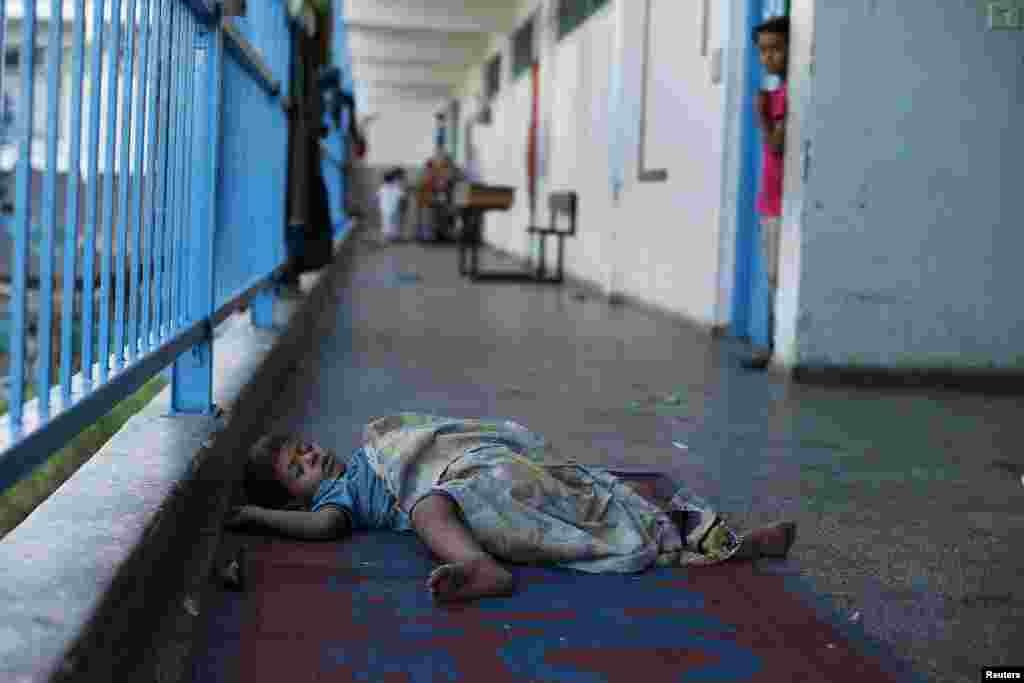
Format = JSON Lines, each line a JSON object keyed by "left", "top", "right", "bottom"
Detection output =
{"left": 193, "top": 235, "right": 1023, "bottom": 683}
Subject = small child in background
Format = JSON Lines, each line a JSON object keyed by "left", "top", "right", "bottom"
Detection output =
{"left": 377, "top": 168, "right": 406, "bottom": 243}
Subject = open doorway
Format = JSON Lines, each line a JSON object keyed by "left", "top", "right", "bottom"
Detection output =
{"left": 729, "top": 0, "right": 790, "bottom": 349}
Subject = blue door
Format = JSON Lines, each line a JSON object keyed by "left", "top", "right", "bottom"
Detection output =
{"left": 730, "top": 0, "right": 788, "bottom": 347}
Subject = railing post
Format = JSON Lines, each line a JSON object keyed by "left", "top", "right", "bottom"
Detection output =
{"left": 8, "top": 0, "right": 37, "bottom": 434}
{"left": 250, "top": 17, "right": 290, "bottom": 332}
{"left": 251, "top": 286, "right": 276, "bottom": 329}
{"left": 171, "top": 17, "right": 221, "bottom": 415}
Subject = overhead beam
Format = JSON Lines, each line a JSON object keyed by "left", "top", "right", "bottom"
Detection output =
{"left": 348, "top": 29, "right": 485, "bottom": 66}
{"left": 352, "top": 62, "right": 466, "bottom": 87}
{"left": 354, "top": 56, "right": 453, "bottom": 68}
{"left": 350, "top": 43, "right": 476, "bottom": 66}
{"left": 362, "top": 96, "right": 451, "bottom": 110}
{"left": 362, "top": 81, "right": 454, "bottom": 97}
{"left": 363, "top": 96, "right": 450, "bottom": 109}
{"left": 345, "top": 2, "right": 517, "bottom": 35}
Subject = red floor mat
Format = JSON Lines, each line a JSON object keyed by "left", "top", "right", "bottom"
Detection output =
{"left": 192, "top": 531, "right": 914, "bottom": 682}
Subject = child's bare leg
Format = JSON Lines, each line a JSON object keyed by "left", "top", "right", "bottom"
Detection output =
{"left": 411, "top": 493, "right": 515, "bottom": 603}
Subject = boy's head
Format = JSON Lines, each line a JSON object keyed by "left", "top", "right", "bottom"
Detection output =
{"left": 753, "top": 16, "right": 789, "bottom": 77}
{"left": 246, "top": 434, "right": 342, "bottom": 509}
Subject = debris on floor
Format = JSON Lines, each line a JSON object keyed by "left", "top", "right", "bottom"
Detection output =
{"left": 498, "top": 385, "right": 532, "bottom": 399}
{"left": 183, "top": 596, "right": 200, "bottom": 617}
{"left": 216, "top": 546, "right": 247, "bottom": 592}
{"left": 628, "top": 391, "right": 690, "bottom": 416}
{"left": 358, "top": 235, "right": 385, "bottom": 249}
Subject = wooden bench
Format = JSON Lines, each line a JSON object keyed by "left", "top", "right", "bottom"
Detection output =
{"left": 457, "top": 190, "right": 578, "bottom": 284}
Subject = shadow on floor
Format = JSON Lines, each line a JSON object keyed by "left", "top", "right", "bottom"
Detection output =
{"left": 192, "top": 238, "right": 1021, "bottom": 683}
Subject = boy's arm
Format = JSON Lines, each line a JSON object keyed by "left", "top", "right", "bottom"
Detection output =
{"left": 229, "top": 505, "right": 351, "bottom": 540}
{"left": 757, "top": 90, "right": 785, "bottom": 151}
{"left": 767, "top": 121, "right": 785, "bottom": 152}
{"left": 756, "top": 91, "right": 773, "bottom": 129}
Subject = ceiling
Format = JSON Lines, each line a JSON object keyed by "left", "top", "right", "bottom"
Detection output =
{"left": 345, "top": 0, "right": 520, "bottom": 112}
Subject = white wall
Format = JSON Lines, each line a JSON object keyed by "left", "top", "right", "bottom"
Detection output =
{"left": 793, "top": 1, "right": 1024, "bottom": 370}
{"left": 456, "top": 0, "right": 730, "bottom": 327}
{"left": 614, "top": 0, "right": 726, "bottom": 323}
{"left": 458, "top": 5, "right": 535, "bottom": 264}
{"left": 363, "top": 98, "right": 443, "bottom": 169}
{"left": 773, "top": 0, "right": 814, "bottom": 366}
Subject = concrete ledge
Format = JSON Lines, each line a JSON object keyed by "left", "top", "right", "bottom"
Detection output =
{"left": 792, "top": 364, "right": 1024, "bottom": 396}
{"left": 0, "top": 229, "right": 360, "bottom": 683}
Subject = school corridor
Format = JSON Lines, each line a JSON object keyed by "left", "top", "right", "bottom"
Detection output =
{"left": 2, "top": 0, "right": 1020, "bottom": 680}
{"left": 190, "top": 232, "right": 1024, "bottom": 683}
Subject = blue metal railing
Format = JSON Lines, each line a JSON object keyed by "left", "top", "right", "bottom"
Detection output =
{"left": 0, "top": 0, "right": 309, "bottom": 495}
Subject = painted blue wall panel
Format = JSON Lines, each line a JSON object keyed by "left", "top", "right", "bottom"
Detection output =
{"left": 0, "top": 0, "right": 358, "bottom": 496}
{"left": 731, "top": 0, "right": 785, "bottom": 349}
{"left": 214, "top": 52, "right": 288, "bottom": 305}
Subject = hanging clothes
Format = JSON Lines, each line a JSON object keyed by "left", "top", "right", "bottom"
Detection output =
{"left": 284, "top": 1, "right": 334, "bottom": 275}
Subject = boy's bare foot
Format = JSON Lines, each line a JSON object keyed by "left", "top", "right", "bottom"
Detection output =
{"left": 748, "top": 521, "right": 797, "bottom": 558}
{"left": 427, "top": 556, "right": 516, "bottom": 603}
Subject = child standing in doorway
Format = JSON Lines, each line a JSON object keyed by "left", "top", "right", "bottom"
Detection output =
{"left": 744, "top": 16, "right": 789, "bottom": 371}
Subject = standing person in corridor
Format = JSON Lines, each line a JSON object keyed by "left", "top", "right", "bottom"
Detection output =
{"left": 744, "top": 16, "right": 789, "bottom": 371}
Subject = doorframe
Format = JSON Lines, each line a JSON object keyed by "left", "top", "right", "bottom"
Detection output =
{"left": 730, "top": 0, "right": 768, "bottom": 343}
{"left": 714, "top": 0, "right": 762, "bottom": 339}
{"left": 715, "top": 0, "right": 811, "bottom": 365}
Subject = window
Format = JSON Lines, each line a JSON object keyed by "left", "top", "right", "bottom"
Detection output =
{"left": 511, "top": 16, "right": 535, "bottom": 80}
{"left": 558, "top": 0, "right": 610, "bottom": 40}
{"left": 484, "top": 54, "right": 502, "bottom": 100}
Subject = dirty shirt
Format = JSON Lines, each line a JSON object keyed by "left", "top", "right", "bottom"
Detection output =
{"left": 310, "top": 448, "right": 414, "bottom": 533}
{"left": 757, "top": 81, "right": 788, "bottom": 218}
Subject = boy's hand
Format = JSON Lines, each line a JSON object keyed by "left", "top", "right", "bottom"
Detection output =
{"left": 767, "top": 121, "right": 785, "bottom": 153}
{"left": 757, "top": 92, "right": 772, "bottom": 128}
{"left": 225, "top": 505, "right": 258, "bottom": 530}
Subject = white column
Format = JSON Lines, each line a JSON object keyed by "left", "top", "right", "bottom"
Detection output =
{"left": 603, "top": 0, "right": 640, "bottom": 300}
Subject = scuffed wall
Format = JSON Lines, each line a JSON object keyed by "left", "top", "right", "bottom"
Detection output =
{"left": 795, "top": 1, "right": 1024, "bottom": 370}
{"left": 457, "top": 0, "right": 729, "bottom": 327}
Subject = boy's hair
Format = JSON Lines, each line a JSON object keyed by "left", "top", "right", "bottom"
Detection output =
{"left": 245, "top": 434, "right": 296, "bottom": 509}
{"left": 752, "top": 16, "right": 790, "bottom": 44}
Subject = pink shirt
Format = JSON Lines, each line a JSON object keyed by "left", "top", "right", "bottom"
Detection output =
{"left": 756, "top": 82, "right": 787, "bottom": 217}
